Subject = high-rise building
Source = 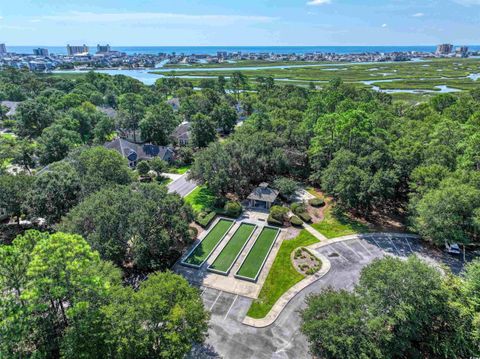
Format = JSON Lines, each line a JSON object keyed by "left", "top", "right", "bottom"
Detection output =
{"left": 436, "top": 44, "right": 453, "bottom": 55}
{"left": 0, "top": 43, "right": 7, "bottom": 54}
{"left": 33, "top": 48, "right": 49, "bottom": 56}
{"left": 66, "top": 44, "right": 89, "bottom": 56}
{"left": 96, "top": 44, "right": 111, "bottom": 54}
{"left": 456, "top": 46, "right": 469, "bottom": 57}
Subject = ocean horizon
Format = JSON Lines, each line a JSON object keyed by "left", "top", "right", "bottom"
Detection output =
{"left": 6, "top": 45, "right": 480, "bottom": 56}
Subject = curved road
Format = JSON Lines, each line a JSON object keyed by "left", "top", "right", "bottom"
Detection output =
{"left": 189, "top": 233, "right": 468, "bottom": 359}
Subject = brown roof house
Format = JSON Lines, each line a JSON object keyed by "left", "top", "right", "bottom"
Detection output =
{"left": 247, "top": 183, "right": 279, "bottom": 209}
{"left": 105, "top": 138, "right": 174, "bottom": 168}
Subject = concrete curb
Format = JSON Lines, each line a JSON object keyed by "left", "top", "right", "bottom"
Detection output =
{"left": 242, "top": 231, "right": 419, "bottom": 328}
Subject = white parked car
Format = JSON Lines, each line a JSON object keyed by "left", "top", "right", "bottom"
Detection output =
{"left": 445, "top": 242, "right": 461, "bottom": 255}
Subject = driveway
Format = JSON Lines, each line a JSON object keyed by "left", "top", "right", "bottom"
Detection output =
{"left": 190, "top": 234, "right": 469, "bottom": 359}
{"left": 167, "top": 172, "right": 197, "bottom": 197}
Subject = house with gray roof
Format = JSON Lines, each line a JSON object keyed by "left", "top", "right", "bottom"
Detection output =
{"left": 105, "top": 138, "right": 174, "bottom": 168}
{"left": 167, "top": 97, "right": 180, "bottom": 111}
{"left": 1, "top": 101, "right": 20, "bottom": 117}
{"left": 171, "top": 121, "right": 191, "bottom": 146}
{"left": 97, "top": 106, "right": 117, "bottom": 118}
{"left": 247, "top": 183, "right": 279, "bottom": 209}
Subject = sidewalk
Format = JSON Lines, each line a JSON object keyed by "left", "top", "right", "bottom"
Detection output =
{"left": 303, "top": 222, "right": 328, "bottom": 241}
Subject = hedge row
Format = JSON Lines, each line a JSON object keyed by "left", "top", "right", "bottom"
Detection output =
{"left": 195, "top": 211, "right": 217, "bottom": 228}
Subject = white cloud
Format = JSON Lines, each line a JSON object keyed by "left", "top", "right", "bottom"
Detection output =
{"left": 41, "top": 11, "right": 276, "bottom": 25}
{"left": 0, "top": 16, "right": 3, "bottom": 21}
{"left": 381, "top": 23, "right": 388, "bottom": 27}
{"left": 412, "top": 12, "right": 425, "bottom": 17}
{"left": 307, "top": 0, "right": 332, "bottom": 6}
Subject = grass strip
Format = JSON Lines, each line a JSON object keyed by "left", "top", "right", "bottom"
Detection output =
{"left": 209, "top": 223, "right": 256, "bottom": 274}
{"left": 184, "top": 186, "right": 217, "bottom": 214}
{"left": 246, "top": 230, "right": 319, "bottom": 319}
{"left": 183, "top": 219, "right": 234, "bottom": 266}
{"left": 236, "top": 227, "right": 279, "bottom": 281}
{"left": 311, "top": 206, "right": 369, "bottom": 239}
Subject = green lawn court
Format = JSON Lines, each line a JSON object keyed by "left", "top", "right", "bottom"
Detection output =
{"left": 236, "top": 227, "right": 279, "bottom": 281}
{"left": 209, "top": 223, "right": 256, "bottom": 274}
{"left": 183, "top": 219, "right": 234, "bottom": 266}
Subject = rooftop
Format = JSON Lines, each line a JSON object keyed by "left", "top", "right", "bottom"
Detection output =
{"left": 247, "top": 183, "right": 279, "bottom": 203}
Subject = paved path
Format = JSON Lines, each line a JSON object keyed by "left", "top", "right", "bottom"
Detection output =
{"left": 167, "top": 172, "right": 197, "bottom": 197}
{"left": 303, "top": 223, "right": 328, "bottom": 241}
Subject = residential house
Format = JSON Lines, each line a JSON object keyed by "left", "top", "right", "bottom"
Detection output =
{"left": 97, "top": 106, "right": 117, "bottom": 119}
{"left": 171, "top": 121, "right": 191, "bottom": 146}
{"left": 167, "top": 97, "right": 180, "bottom": 111}
{"left": 1, "top": 101, "right": 20, "bottom": 117}
{"left": 105, "top": 137, "right": 174, "bottom": 168}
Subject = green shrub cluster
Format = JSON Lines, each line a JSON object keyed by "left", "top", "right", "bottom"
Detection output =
{"left": 195, "top": 211, "right": 216, "bottom": 228}
{"left": 223, "top": 201, "right": 242, "bottom": 218}
{"left": 188, "top": 226, "right": 199, "bottom": 240}
{"left": 308, "top": 198, "right": 325, "bottom": 208}
{"left": 291, "top": 203, "right": 312, "bottom": 223}
{"left": 268, "top": 205, "right": 289, "bottom": 226}
{"left": 267, "top": 215, "right": 283, "bottom": 226}
{"left": 290, "top": 215, "right": 304, "bottom": 227}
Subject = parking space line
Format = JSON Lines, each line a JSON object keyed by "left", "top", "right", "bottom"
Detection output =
{"left": 210, "top": 291, "right": 222, "bottom": 311}
{"left": 356, "top": 239, "right": 374, "bottom": 256}
{"left": 388, "top": 237, "right": 401, "bottom": 256}
{"left": 224, "top": 294, "right": 238, "bottom": 320}
{"left": 201, "top": 287, "right": 207, "bottom": 296}
{"left": 330, "top": 245, "right": 350, "bottom": 263}
{"left": 370, "top": 236, "right": 384, "bottom": 251}
{"left": 341, "top": 241, "right": 363, "bottom": 259}
{"left": 404, "top": 237, "right": 414, "bottom": 253}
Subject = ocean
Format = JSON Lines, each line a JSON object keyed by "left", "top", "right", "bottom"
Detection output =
{"left": 7, "top": 45, "right": 480, "bottom": 56}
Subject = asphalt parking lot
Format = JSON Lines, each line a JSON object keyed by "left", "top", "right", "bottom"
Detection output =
{"left": 189, "top": 235, "right": 469, "bottom": 359}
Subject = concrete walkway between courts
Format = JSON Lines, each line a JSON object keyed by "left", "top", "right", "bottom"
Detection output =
{"left": 242, "top": 231, "right": 420, "bottom": 328}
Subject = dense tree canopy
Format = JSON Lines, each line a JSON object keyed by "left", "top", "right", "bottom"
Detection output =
{"left": 0, "top": 174, "right": 34, "bottom": 223}
{"left": 0, "top": 230, "right": 209, "bottom": 358}
{"left": 140, "top": 102, "right": 179, "bottom": 145}
{"left": 25, "top": 161, "right": 82, "bottom": 225}
{"left": 72, "top": 146, "right": 133, "bottom": 197}
{"left": 301, "top": 256, "right": 478, "bottom": 359}
{"left": 60, "top": 183, "right": 194, "bottom": 270}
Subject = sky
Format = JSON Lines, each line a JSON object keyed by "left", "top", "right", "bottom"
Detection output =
{"left": 0, "top": 0, "right": 479, "bottom": 46}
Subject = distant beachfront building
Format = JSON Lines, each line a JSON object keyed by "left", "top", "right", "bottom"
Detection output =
{"left": 436, "top": 44, "right": 453, "bottom": 55}
{"left": 33, "top": 48, "right": 49, "bottom": 56}
{"left": 96, "top": 44, "right": 111, "bottom": 54}
{"left": 456, "top": 46, "right": 469, "bottom": 57}
{"left": 66, "top": 44, "right": 89, "bottom": 56}
{"left": 0, "top": 44, "right": 7, "bottom": 55}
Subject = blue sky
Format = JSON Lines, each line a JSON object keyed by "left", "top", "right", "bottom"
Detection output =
{"left": 1, "top": 0, "right": 479, "bottom": 45}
